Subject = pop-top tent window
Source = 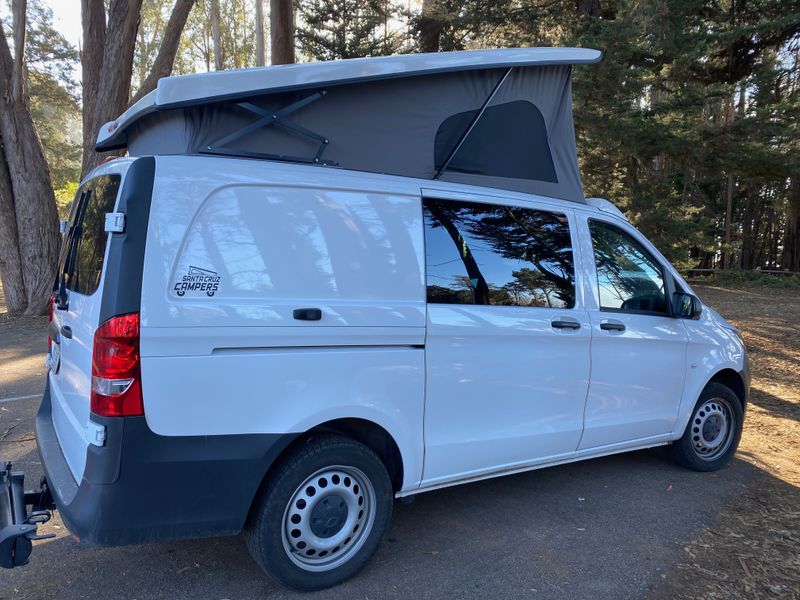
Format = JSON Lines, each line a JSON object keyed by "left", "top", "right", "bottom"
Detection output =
{"left": 97, "top": 48, "right": 602, "bottom": 203}
{"left": 434, "top": 100, "right": 557, "bottom": 183}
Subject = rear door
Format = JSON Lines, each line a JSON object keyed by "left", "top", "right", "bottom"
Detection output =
{"left": 49, "top": 173, "right": 123, "bottom": 482}
{"left": 421, "top": 196, "right": 591, "bottom": 487}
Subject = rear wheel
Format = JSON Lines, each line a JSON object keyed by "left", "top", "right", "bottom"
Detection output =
{"left": 668, "top": 382, "right": 743, "bottom": 471}
{"left": 246, "top": 435, "right": 392, "bottom": 591}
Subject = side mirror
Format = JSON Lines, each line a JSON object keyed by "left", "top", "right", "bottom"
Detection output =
{"left": 673, "top": 292, "right": 702, "bottom": 320}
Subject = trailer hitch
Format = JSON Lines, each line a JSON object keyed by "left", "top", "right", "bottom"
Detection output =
{"left": 1, "top": 462, "right": 56, "bottom": 568}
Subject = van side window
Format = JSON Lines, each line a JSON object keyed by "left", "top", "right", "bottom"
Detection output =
{"left": 64, "top": 175, "right": 121, "bottom": 296}
{"left": 423, "top": 199, "right": 575, "bottom": 308}
{"left": 589, "top": 220, "right": 667, "bottom": 314}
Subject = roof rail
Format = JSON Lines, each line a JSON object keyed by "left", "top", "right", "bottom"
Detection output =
{"left": 585, "top": 197, "right": 628, "bottom": 220}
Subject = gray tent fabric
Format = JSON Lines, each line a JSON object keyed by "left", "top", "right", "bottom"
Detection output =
{"left": 125, "top": 64, "right": 586, "bottom": 202}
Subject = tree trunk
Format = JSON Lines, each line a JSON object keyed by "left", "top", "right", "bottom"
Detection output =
{"left": 81, "top": 0, "right": 144, "bottom": 176}
{"left": 418, "top": 0, "right": 443, "bottom": 53}
{"left": 781, "top": 178, "right": 800, "bottom": 272}
{"left": 0, "top": 20, "right": 60, "bottom": 314}
{"left": 255, "top": 0, "right": 266, "bottom": 67}
{"left": 81, "top": 0, "right": 106, "bottom": 176}
{"left": 211, "top": 0, "right": 223, "bottom": 70}
{"left": 723, "top": 173, "right": 734, "bottom": 269}
{"left": 576, "top": 0, "right": 600, "bottom": 17}
{"left": 270, "top": 0, "right": 294, "bottom": 65}
{"left": 130, "top": 0, "right": 196, "bottom": 105}
{"left": 11, "top": 0, "right": 27, "bottom": 100}
{"left": 0, "top": 137, "right": 26, "bottom": 313}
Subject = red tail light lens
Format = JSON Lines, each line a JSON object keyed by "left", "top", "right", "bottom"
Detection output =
{"left": 90, "top": 313, "right": 143, "bottom": 417}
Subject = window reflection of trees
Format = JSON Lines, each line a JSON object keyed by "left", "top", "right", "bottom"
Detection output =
{"left": 424, "top": 200, "right": 575, "bottom": 308}
{"left": 590, "top": 221, "right": 667, "bottom": 313}
{"left": 69, "top": 176, "right": 121, "bottom": 296}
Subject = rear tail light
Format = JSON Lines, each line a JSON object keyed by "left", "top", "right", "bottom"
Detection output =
{"left": 90, "top": 313, "right": 143, "bottom": 417}
{"left": 48, "top": 293, "right": 54, "bottom": 351}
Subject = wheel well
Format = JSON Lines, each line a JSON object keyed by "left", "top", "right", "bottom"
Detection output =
{"left": 259, "top": 418, "right": 404, "bottom": 497}
{"left": 709, "top": 369, "right": 746, "bottom": 409}
{"left": 305, "top": 419, "right": 404, "bottom": 492}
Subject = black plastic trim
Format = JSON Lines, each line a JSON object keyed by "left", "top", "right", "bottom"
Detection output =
{"left": 99, "top": 156, "right": 156, "bottom": 323}
{"left": 36, "top": 381, "right": 297, "bottom": 546}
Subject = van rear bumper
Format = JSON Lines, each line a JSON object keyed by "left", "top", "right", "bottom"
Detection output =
{"left": 36, "top": 381, "right": 296, "bottom": 546}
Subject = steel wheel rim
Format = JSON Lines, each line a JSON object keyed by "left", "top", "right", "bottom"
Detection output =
{"left": 281, "top": 465, "right": 376, "bottom": 572}
{"left": 690, "top": 397, "right": 735, "bottom": 461}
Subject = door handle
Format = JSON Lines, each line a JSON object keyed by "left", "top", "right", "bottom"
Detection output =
{"left": 293, "top": 308, "right": 322, "bottom": 321}
{"left": 60, "top": 325, "right": 73, "bottom": 339}
{"left": 551, "top": 320, "right": 581, "bottom": 330}
{"left": 600, "top": 321, "right": 625, "bottom": 332}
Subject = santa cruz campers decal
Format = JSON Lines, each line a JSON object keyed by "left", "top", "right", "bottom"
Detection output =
{"left": 174, "top": 266, "right": 221, "bottom": 297}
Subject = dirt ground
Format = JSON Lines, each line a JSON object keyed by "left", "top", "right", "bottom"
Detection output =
{"left": 1, "top": 283, "right": 798, "bottom": 599}
{"left": 651, "top": 285, "right": 800, "bottom": 600}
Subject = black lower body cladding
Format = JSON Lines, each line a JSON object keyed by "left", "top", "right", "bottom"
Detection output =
{"left": 35, "top": 381, "right": 296, "bottom": 546}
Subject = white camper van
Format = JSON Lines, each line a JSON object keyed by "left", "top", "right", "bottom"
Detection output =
{"left": 1, "top": 48, "right": 748, "bottom": 590}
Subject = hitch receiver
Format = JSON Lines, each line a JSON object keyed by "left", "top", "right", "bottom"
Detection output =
{"left": 1, "top": 462, "right": 55, "bottom": 568}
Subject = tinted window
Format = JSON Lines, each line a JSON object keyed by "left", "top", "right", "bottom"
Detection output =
{"left": 423, "top": 199, "right": 575, "bottom": 308}
{"left": 64, "top": 175, "right": 121, "bottom": 296}
{"left": 589, "top": 220, "right": 667, "bottom": 314}
{"left": 434, "top": 100, "right": 557, "bottom": 182}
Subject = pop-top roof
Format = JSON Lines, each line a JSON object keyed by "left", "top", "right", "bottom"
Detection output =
{"left": 99, "top": 48, "right": 602, "bottom": 202}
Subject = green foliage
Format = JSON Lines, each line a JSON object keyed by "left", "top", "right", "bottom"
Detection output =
{"left": 297, "top": 0, "right": 403, "bottom": 60}
{"left": 406, "top": 0, "right": 799, "bottom": 271}
{"left": 11, "top": 0, "right": 799, "bottom": 275}
{"left": 54, "top": 180, "right": 78, "bottom": 219}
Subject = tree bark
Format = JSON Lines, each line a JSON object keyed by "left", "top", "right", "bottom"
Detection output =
{"left": 270, "top": 0, "right": 295, "bottom": 65}
{"left": 0, "top": 18, "right": 60, "bottom": 314}
{"left": 211, "top": 0, "right": 223, "bottom": 70}
{"left": 130, "top": 0, "right": 196, "bottom": 105}
{"left": 255, "top": 0, "right": 266, "bottom": 67}
{"left": 0, "top": 137, "right": 26, "bottom": 313}
{"left": 11, "top": 0, "right": 27, "bottom": 101}
{"left": 81, "top": 0, "right": 107, "bottom": 176}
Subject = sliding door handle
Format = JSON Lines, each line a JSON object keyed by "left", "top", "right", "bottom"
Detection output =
{"left": 551, "top": 320, "right": 581, "bottom": 330}
{"left": 600, "top": 321, "right": 625, "bottom": 332}
{"left": 293, "top": 308, "right": 322, "bottom": 321}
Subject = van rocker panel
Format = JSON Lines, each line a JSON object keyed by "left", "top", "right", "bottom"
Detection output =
{"left": 36, "top": 382, "right": 296, "bottom": 546}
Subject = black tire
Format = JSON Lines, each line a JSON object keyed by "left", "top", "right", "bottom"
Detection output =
{"left": 245, "top": 435, "right": 393, "bottom": 591}
{"left": 668, "top": 382, "right": 744, "bottom": 472}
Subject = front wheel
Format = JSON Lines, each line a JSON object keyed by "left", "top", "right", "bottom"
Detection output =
{"left": 245, "top": 435, "right": 393, "bottom": 591}
{"left": 668, "top": 382, "right": 744, "bottom": 472}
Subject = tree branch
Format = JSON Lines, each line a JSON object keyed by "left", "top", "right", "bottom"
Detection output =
{"left": 130, "top": 0, "right": 196, "bottom": 105}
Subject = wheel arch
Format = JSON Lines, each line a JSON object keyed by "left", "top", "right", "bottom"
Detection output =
{"left": 707, "top": 368, "right": 747, "bottom": 410}
{"left": 247, "top": 418, "right": 405, "bottom": 524}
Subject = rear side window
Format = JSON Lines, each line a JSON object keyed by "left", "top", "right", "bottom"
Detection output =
{"left": 589, "top": 220, "right": 667, "bottom": 314}
{"left": 64, "top": 175, "right": 121, "bottom": 296}
{"left": 423, "top": 198, "right": 575, "bottom": 308}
